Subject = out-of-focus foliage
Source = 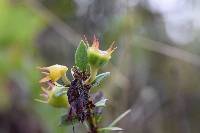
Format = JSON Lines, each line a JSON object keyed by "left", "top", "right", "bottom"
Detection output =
{"left": 0, "top": 0, "right": 70, "bottom": 133}
{"left": 0, "top": 0, "right": 44, "bottom": 107}
{"left": 0, "top": 0, "right": 42, "bottom": 79}
{"left": 41, "top": 0, "right": 75, "bottom": 20}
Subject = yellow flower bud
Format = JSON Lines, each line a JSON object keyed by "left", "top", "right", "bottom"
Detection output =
{"left": 38, "top": 64, "right": 68, "bottom": 83}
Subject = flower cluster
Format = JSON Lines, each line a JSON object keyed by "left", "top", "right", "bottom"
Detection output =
{"left": 36, "top": 36, "right": 128, "bottom": 133}
{"left": 36, "top": 64, "right": 70, "bottom": 108}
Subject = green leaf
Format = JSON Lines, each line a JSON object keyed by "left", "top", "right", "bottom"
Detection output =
{"left": 95, "top": 98, "right": 108, "bottom": 107}
{"left": 98, "top": 109, "right": 130, "bottom": 133}
{"left": 109, "top": 109, "right": 131, "bottom": 127}
{"left": 92, "top": 72, "right": 110, "bottom": 88}
{"left": 54, "top": 87, "right": 68, "bottom": 97}
{"left": 75, "top": 40, "right": 88, "bottom": 71}
{"left": 98, "top": 127, "right": 124, "bottom": 132}
{"left": 59, "top": 114, "right": 79, "bottom": 126}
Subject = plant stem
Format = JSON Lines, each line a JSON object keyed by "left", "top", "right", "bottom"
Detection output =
{"left": 87, "top": 109, "right": 98, "bottom": 133}
{"left": 89, "top": 66, "right": 98, "bottom": 83}
{"left": 85, "top": 66, "right": 98, "bottom": 84}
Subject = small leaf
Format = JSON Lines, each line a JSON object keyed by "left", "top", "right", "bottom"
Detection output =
{"left": 92, "top": 72, "right": 110, "bottom": 88}
{"left": 54, "top": 87, "right": 68, "bottom": 97}
{"left": 59, "top": 114, "right": 79, "bottom": 126}
{"left": 95, "top": 98, "right": 108, "bottom": 107}
{"left": 109, "top": 109, "right": 131, "bottom": 127}
{"left": 98, "top": 127, "right": 124, "bottom": 132}
{"left": 75, "top": 40, "right": 88, "bottom": 71}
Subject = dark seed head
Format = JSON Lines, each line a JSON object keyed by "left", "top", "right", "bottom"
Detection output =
{"left": 67, "top": 67, "right": 95, "bottom": 122}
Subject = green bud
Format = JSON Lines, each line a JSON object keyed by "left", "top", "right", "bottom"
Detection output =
{"left": 36, "top": 84, "right": 68, "bottom": 108}
{"left": 86, "top": 36, "right": 116, "bottom": 83}
{"left": 87, "top": 47, "right": 111, "bottom": 68}
{"left": 47, "top": 87, "right": 68, "bottom": 108}
{"left": 87, "top": 36, "right": 116, "bottom": 68}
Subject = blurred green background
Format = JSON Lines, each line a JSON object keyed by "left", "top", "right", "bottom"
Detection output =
{"left": 1, "top": 0, "right": 200, "bottom": 133}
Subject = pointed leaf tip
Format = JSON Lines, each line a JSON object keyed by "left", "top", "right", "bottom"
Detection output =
{"left": 92, "top": 72, "right": 110, "bottom": 88}
{"left": 98, "top": 127, "right": 124, "bottom": 132}
{"left": 95, "top": 98, "right": 108, "bottom": 107}
{"left": 109, "top": 109, "right": 131, "bottom": 127}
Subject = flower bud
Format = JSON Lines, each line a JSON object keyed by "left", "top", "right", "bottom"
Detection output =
{"left": 86, "top": 36, "right": 116, "bottom": 83}
{"left": 47, "top": 87, "right": 68, "bottom": 108}
{"left": 38, "top": 64, "right": 68, "bottom": 83}
{"left": 87, "top": 36, "right": 116, "bottom": 68}
{"left": 36, "top": 83, "right": 68, "bottom": 108}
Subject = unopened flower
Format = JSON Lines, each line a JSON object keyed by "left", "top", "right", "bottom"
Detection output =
{"left": 36, "top": 83, "right": 69, "bottom": 108}
{"left": 38, "top": 64, "right": 68, "bottom": 83}
{"left": 86, "top": 36, "right": 116, "bottom": 83}
{"left": 87, "top": 36, "right": 116, "bottom": 68}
